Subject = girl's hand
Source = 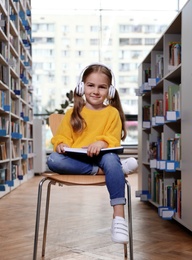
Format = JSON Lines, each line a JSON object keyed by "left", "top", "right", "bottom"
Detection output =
{"left": 56, "top": 143, "right": 69, "bottom": 153}
{"left": 87, "top": 141, "right": 108, "bottom": 157}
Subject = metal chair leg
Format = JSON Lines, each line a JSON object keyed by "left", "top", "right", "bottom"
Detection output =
{"left": 42, "top": 181, "right": 54, "bottom": 257}
{"left": 125, "top": 179, "right": 133, "bottom": 260}
{"left": 33, "top": 177, "right": 48, "bottom": 260}
{"left": 124, "top": 243, "right": 128, "bottom": 259}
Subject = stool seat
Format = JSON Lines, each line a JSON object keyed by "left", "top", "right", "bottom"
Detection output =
{"left": 42, "top": 173, "right": 106, "bottom": 185}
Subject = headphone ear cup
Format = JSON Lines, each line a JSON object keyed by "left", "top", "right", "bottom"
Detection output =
{"left": 108, "top": 85, "right": 116, "bottom": 99}
{"left": 76, "top": 81, "right": 84, "bottom": 96}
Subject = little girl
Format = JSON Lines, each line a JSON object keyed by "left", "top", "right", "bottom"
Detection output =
{"left": 47, "top": 63, "right": 138, "bottom": 244}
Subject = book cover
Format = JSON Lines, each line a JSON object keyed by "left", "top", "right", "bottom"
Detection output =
{"left": 63, "top": 146, "right": 124, "bottom": 155}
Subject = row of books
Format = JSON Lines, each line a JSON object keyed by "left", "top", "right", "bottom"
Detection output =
{"left": 12, "top": 140, "right": 33, "bottom": 159}
{"left": 165, "top": 84, "right": 180, "bottom": 113}
{"left": 148, "top": 43, "right": 181, "bottom": 80}
{"left": 149, "top": 172, "right": 181, "bottom": 218}
{"left": 142, "top": 84, "right": 181, "bottom": 122}
{"left": 147, "top": 132, "right": 181, "bottom": 162}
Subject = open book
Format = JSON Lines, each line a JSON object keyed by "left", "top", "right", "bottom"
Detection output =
{"left": 63, "top": 146, "right": 124, "bottom": 155}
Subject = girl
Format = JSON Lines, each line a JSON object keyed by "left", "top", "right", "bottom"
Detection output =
{"left": 47, "top": 63, "right": 137, "bottom": 244}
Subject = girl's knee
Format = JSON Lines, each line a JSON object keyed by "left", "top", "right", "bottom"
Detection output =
{"left": 103, "top": 153, "right": 120, "bottom": 164}
{"left": 47, "top": 152, "right": 61, "bottom": 166}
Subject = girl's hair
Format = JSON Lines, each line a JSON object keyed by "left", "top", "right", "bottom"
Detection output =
{"left": 70, "top": 64, "right": 127, "bottom": 140}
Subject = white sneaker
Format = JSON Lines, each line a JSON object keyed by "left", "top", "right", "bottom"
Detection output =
{"left": 111, "top": 216, "right": 128, "bottom": 244}
{"left": 121, "top": 157, "right": 138, "bottom": 175}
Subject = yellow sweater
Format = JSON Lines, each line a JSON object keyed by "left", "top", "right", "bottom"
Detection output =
{"left": 51, "top": 105, "right": 122, "bottom": 151}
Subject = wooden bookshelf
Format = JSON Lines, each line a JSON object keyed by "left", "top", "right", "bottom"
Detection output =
{"left": 0, "top": 0, "right": 33, "bottom": 198}
{"left": 137, "top": 0, "right": 192, "bottom": 231}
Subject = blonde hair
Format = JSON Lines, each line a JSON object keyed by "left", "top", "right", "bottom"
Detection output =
{"left": 70, "top": 64, "right": 127, "bottom": 140}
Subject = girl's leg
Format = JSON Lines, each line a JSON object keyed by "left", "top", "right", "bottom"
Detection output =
{"left": 97, "top": 153, "right": 126, "bottom": 209}
{"left": 97, "top": 153, "right": 128, "bottom": 244}
{"left": 47, "top": 152, "right": 98, "bottom": 175}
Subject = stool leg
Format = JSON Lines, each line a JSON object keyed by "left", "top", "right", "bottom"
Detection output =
{"left": 42, "top": 181, "right": 54, "bottom": 257}
{"left": 33, "top": 177, "right": 48, "bottom": 260}
{"left": 124, "top": 243, "right": 128, "bottom": 259}
{"left": 126, "top": 179, "right": 134, "bottom": 260}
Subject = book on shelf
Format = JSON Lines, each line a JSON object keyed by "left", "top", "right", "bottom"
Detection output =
{"left": 152, "top": 99, "right": 163, "bottom": 117}
{"left": 167, "top": 134, "right": 181, "bottom": 162}
{"left": 168, "top": 84, "right": 180, "bottom": 111}
{"left": 168, "top": 41, "right": 181, "bottom": 70}
{"left": 147, "top": 141, "right": 157, "bottom": 161}
{"left": 63, "top": 146, "right": 124, "bottom": 155}
{"left": 164, "top": 91, "right": 169, "bottom": 116}
{"left": 12, "top": 164, "right": 18, "bottom": 179}
{"left": 0, "top": 168, "right": 7, "bottom": 184}
{"left": 144, "top": 68, "right": 151, "bottom": 82}
{"left": 176, "top": 179, "right": 182, "bottom": 218}
{"left": 21, "top": 161, "right": 27, "bottom": 175}
{"left": 152, "top": 171, "right": 163, "bottom": 203}
{"left": 142, "top": 105, "right": 151, "bottom": 121}
{"left": 0, "top": 65, "right": 9, "bottom": 85}
{"left": 155, "top": 53, "right": 164, "bottom": 79}
{"left": 0, "top": 142, "right": 7, "bottom": 160}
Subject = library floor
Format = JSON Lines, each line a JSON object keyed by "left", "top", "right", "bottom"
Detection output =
{"left": 0, "top": 173, "right": 192, "bottom": 260}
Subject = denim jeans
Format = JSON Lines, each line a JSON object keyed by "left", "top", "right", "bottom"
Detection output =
{"left": 47, "top": 152, "right": 126, "bottom": 206}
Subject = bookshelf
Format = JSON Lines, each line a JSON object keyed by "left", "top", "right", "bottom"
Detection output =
{"left": 137, "top": 0, "right": 192, "bottom": 231}
{"left": 0, "top": 0, "right": 33, "bottom": 198}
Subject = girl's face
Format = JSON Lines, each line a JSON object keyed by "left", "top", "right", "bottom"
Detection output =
{"left": 84, "top": 72, "right": 110, "bottom": 110}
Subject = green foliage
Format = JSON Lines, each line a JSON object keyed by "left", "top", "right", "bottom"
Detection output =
{"left": 46, "top": 90, "right": 74, "bottom": 115}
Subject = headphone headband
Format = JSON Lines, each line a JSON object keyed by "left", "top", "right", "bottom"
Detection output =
{"left": 76, "top": 63, "right": 116, "bottom": 99}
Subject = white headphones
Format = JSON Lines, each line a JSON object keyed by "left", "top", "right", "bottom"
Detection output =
{"left": 75, "top": 63, "right": 116, "bottom": 99}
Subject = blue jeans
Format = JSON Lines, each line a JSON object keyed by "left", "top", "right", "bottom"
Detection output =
{"left": 47, "top": 152, "right": 126, "bottom": 206}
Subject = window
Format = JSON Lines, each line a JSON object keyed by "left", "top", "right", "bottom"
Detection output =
{"left": 103, "top": 50, "right": 112, "bottom": 60}
{"left": 119, "top": 50, "right": 131, "bottom": 59}
{"left": 119, "top": 87, "right": 130, "bottom": 94}
{"left": 119, "top": 38, "right": 130, "bottom": 46}
{"left": 131, "top": 50, "right": 143, "bottom": 59}
{"left": 47, "top": 38, "right": 54, "bottom": 43}
{"left": 43, "top": 62, "right": 55, "bottom": 70}
{"left": 119, "top": 24, "right": 142, "bottom": 33}
{"left": 90, "top": 39, "right": 99, "bottom": 45}
{"left": 119, "top": 76, "right": 129, "bottom": 84}
{"left": 62, "top": 76, "right": 69, "bottom": 85}
{"left": 61, "top": 50, "right": 70, "bottom": 57}
{"left": 62, "top": 25, "right": 69, "bottom": 33}
{"left": 76, "top": 25, "right": 84, "bottom": 33}
{"left": 33, "top": 62, "right": 43, "bottom": 70}
{"left": 62, "top": 38, "right": 70, "bottom": 46}
{"left": 130, "top": 38, "right": 142, "bottom": 45}
{"left": 143, "top": 25, "right": 156, "bottom": 33}
{"left": 76, "top": 50, "right": 84, "bottom": 57}
{"left": 76, "top": 38, "right": 84, "bottom": 45}
{"left": 48, "top": 73, "right": 55, "bottom": 82}
{"left": 119, "top": 63, "right": 130, "bottom": 71}
{"left": 144, "top": 38, "right": 156, "bottom": 45}
{"left": 90, "top": 50, "right": 99, "bottom": 58}
{"left": 62, "top": 63, "right": 68, "bottom": 71}
{"left": 35, "top": 23, "right": 54, "bottom": 32}
{"left": 90, "top": 25, "right": 100, "bottom": 32}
